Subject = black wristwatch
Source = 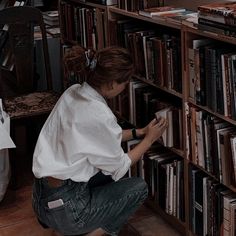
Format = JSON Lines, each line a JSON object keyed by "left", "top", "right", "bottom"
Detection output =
{"left": 132, "top": 128, "right": 137, "bottom": 139}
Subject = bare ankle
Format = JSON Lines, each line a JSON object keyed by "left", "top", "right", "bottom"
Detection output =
{"left": 85, "top": 228, "right": 106, "bottom": 236}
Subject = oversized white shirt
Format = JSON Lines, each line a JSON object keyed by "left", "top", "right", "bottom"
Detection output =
{"left": 32, "top": 82, "right": 131, "bottom": 182}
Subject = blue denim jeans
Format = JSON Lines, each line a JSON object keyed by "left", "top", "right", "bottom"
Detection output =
{"left": 32, "top": 172, "right": 148, "bottom": 236}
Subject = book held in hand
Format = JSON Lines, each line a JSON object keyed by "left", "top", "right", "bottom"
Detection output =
{"left": 139, "top": 6, "right": 186, "bottom": 18}
{"left": 155, "top": 107, "right": 173, "bottom": 147}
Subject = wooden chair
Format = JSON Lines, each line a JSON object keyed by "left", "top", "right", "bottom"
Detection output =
{"left": 0, "top": 6, "right": 61, "bottom": 188}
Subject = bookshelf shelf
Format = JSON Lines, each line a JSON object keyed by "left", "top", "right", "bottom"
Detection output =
{"left": 145, "top": 199, "right": 186, "bottom": 235}
{"left": 59, "top": 1, "right": 236, "bottom": 235}
{"left": 109, "top": 6, "right": 182, "bottom": 29}
{"left": 184, "top": 26, "right": 236, "bottom": 46}
{"left": 169, "top": 147, "right": 185, "bottom": 157}
{"left": 188, "top": 100, "right": 236, "bottom": 127}
{"left": 136, "top": 76, "right": 183, "bottom": 99}
{"left": 64, "top": 0, "right": 108, "bottom": 9}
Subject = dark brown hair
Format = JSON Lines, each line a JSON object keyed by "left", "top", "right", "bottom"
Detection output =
{"left": 63, "top": 46, "right": 134, "bottom": 89}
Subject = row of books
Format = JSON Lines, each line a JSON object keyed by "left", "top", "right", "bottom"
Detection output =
{"left": 42, "top": 10, "right": 61, "bottom": 38}
{"left": 59, "top": 1, "right": 107, "bottom": 49}
{"left": 188, "top": 38, "right": 236, "bottom": 120}
{"left": 129, "top": 81, "right": 182, "bottom": 148}
{"left": 109, "top": 19, "right": 182, "bottom": 92}
{"left": 110, "top": 81, "right": 183, "bottom": 149}
{"left": 186, "top": 105, "right": 236, "bottom": 187}
{"left": 190, "top": 167, "right": 236, "bottom": 236}
{"left": 198, "top": 1, "right": 236, "bottom": 37}
{"left": 43, "top": 10, "right": 59, "bottom": 27}
{"left": 132, "top": 5, "right": 198, "bottom": 27}
{"left": 117, "top": 0, "right": 163, "bottom": 12}
{"left": 126, "top": 142, "right": 185, "bottom": 221}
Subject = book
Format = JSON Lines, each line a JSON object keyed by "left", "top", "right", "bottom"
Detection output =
{"left": 139, "top": 6, "right": 186, "bottom": 18}
{"left": 198, "top": 17, "right": 236, "bottom": 38}
{"left": 223, "top": 193, "right": 236, "bottom": 235}
{"left": 155, "top": 107, "right": 174, "bottom": 147}
{"left": 198, "top": 12, "right": 236, "bottom": 29}
{"left": 43, "top": 10, "right": 59, "bottom": 19}
{"left": 194, "top": 170, "right": 207, "bottom": 235}
{"left": 182, "top": 13, "right": 198, "bottom": 29}
{"left": 86, "top": 0, "right": 117, "bottom": 5}
{"left": 129, "top": 80, "right": 148, "bottom": 125}
{"left": 218, "top": 128, "right": 235, "bottom": 185}
{"left": 164, "top": 10, "right": 197, "bottom": 24}
{"left": 43, "top": 11, "right": 59, "bottom": 26}
{"left": 198, "top": 1, "right": 236, "bottom": 19}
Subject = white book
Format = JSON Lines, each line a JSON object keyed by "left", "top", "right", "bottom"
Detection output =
{"left": 169, "top": 163, "right": 174, "bottom": 215}
{"left": 167, "top": 109, "right": 173, "bottom": 147}
{"left": 195, "top": 110, "right": 204, "bottom": 168}
{"left": 91, "top": 0, "right": 117, "bottom": 5}
{"left": 203, "top": 176, "right": 210, "bottom": 236}
{"left": 155, "top": 107, "right": 172, "bottom": 147}
{"left": 231, "top": 135, "right": 236, "bottom": 182}
{"left": 166, "top": 163, "right": 170, "bottom": 214}
{"left": 129, "top": 81, "right": 147, "bottom": 125}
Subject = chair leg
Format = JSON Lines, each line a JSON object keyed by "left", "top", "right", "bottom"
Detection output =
{"left": 8, "top": 148, "right": 17, "bottom": 190}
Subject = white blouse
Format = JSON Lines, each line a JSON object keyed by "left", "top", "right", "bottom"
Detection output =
{"left": 32, "top": 82, "right": 131, "bottom": 182}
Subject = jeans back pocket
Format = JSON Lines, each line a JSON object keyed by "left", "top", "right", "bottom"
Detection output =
{"left": 45, "top": 199, "right": 85, "bottom": 234}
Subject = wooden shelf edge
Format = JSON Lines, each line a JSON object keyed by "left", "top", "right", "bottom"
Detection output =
{"left": 134, "top": 76, "right": 183, "bottom": 99}
{"left": 108, "top": 6, "right": 181, "bottom": 29}
{"left": 188, "top": 100, "right": 236, "bottom": 126}
{"left": 145, "top": 199, "right": 187, "bottom": 235}
{"left": 65, "top": 0, "right": 108, "bottom": 9}
{"left": 183, "top": 25, "right": 236, "bottom": 45}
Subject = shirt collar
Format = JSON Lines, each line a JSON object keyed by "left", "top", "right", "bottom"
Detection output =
{"left": 82, "top": 82, "right": 107, "bottom": 105}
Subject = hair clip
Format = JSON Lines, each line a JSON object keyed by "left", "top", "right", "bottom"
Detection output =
{"left": 85, "top": 50, "right": 90, "bottom": 67}
{"left": 89, "top": 58, "right": 97, "bottom": 70}
{"left": 85, "top": 49, "right": 97, "bottom": 70}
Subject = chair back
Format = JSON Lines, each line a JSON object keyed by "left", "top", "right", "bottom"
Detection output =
{"left": 0, "top": 6, "right": 52, "bottom": 97}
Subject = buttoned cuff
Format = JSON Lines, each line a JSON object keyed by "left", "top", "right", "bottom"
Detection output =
{"left": 111, "top": 153, "right": 131, "bottom": 181}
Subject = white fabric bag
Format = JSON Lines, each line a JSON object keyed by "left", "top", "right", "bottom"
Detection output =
{"left": 0, "top": 99, "right": 16, "bottom": 201}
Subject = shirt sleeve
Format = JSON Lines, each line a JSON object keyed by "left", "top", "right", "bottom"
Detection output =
{"left": 84, "top": 110, "right": 131, "bottom": 181}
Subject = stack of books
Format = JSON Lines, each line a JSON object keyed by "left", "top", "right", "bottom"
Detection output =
{"left": 198, "top": 1, "right": 236, "bottom": 37}
{"left": 43, "top": 10, "right": 59, "bottom": 27}
{"left": 42, "top": 11, "right": 60, "bottom": 37}
{"left": 139, "top": 6, "right": 186, "bottom": 18}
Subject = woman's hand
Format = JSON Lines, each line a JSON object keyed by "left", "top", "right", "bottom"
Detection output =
{"left": 127, "top": 117, "right": 168, "bottom": 165}
{"left": 143, "top": 117, "right": 168, "bottom": 145}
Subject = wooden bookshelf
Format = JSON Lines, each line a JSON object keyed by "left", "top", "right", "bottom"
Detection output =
{"left": 59, "top": 1, "right": 236, "bottom": 235}
{"left": 59, "top": 0, "right": 110, "bottom": 48}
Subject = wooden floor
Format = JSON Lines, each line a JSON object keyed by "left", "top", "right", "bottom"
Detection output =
{"left": 0, "top": 151, "right": 181, "bottom": 236}
{"left": 0, "top": 177, "right": 181, "bottom": 236}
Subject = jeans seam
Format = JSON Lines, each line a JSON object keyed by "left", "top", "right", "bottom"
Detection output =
{"left": 89, "top": 189, "right": 147, "bottom": 235}
{"left": 90, "top": 190, "right": 144, "bottom": 214}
